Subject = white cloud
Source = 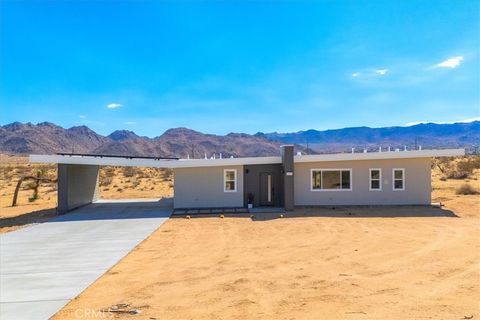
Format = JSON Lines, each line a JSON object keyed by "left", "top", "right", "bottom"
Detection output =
{"left": 405, "top": 117, "right": 480, "bottom": 126}
{"left": 435, "top": 56, "right": 463, "bottom": 69}
{"left": 351, "top": 72, "right": 360, "bottom": 77}
{"left": 375, "top": 69, "right": 388, "bottom": 76}
{"left": 124, "top": 121, "right": 137, "bottom": 125}
{"left": 106, "top": 103, "right": 122, "bottom": 109}
{"left": 78, "top": 115, "right": 87, "bottom": 119}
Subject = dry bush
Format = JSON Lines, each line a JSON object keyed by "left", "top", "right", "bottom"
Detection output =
{"left": 99, "top": 176, "right": 113, "bottom": 187}
{"left": 117, "top": 188, "right": 123, "bottom": 192}
{"left": 161, "top": 169, "right": 173, "bottom": 180}
{"left": 132, "top": 179, "right": 140, "bottom": 188}
{"left": 456, "top": 184, "right": 480, "bottom": 195}
{"left": 123, "top": 167, "right": 137, "bottom": 178}
{"left": 434, "top": 156, "right": 480, "bottom": 179}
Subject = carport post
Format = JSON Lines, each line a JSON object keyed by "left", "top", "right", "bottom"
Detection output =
{"left": 57, "top": 164, "right": 100, "bottom": 214}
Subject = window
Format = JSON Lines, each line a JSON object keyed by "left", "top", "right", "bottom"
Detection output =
{"left": 224, "top": 169, "right": 237, "bottom": 192}
{"left": 393, "top": 168, "right": 405, "bottom": 191}
{"left": 311, "top": 169, "right": 352, "bottom": 191}
{"left": 369, "top": 169, "right": 382, "bottom": 191}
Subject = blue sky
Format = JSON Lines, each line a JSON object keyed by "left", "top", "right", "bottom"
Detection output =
{"left": 1, "top": 1, "right": 478, "bottom": 137}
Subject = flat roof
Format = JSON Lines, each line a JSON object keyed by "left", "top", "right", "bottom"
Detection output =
{"left": 29, "top": 148, "right": 465, "bottom": 169}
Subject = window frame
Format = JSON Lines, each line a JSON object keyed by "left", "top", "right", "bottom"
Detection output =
{"left": 392, "top": 168, "right": 405, "bottom": 191}
{"left": 223, "top": 169, "right": 237, "bottom": 192}
{"left": 310, "top": 168, "right": 352, "bottom": 192}
{"left": 369, "top": 168, "right": 382, "bottom": 191}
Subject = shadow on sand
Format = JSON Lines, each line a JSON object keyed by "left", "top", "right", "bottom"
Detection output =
{"left": 172, "top": 205, "right": 458, "bottom": 221}
{"left": 0, "top": 208, "right": 58, "bottom": 231}
{"left": 1, "top": 198, "right": 173, "bottom": 231}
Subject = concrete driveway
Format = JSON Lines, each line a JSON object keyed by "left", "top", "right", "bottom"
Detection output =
{"left": 0, "top": 199, "right": 171, "bottom": 320}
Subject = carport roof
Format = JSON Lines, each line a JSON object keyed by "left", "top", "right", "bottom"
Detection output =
{"left": 30, "top": 148, "right": 464, "bottom": 168}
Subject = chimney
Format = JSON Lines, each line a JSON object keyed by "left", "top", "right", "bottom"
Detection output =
{"left": 281, "top": 145, "right": 294, "bottom": 211}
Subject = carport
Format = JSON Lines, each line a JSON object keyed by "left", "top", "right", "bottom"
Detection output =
{"left": 31, "top": 153, "right": 180, "bottom": 214}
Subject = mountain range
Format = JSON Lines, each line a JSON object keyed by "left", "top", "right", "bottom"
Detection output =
{"left": 257, "top": 121, "right": 480, "bottom": 154}
{"left": 0, "top": 121, "right": 478, "bottom": 157}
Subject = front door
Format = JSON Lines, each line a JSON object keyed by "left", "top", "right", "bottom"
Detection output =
{"left": 259, "top": 172, "right": 274, "bottom": 206}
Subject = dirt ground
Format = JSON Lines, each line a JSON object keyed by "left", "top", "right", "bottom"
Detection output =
{"left": 52, "top": 161, "right": 480, "bottom": 320}
{"left": 2, "top": 155, "right": 479, "bottom": 319}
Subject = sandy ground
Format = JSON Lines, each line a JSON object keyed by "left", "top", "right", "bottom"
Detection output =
{"left": 52, "top": 165, "right": 480, "bottom": 319}
{"left": 2, "top": 155, "right": 479, "bottom": 319}
{"left": 0, "top": 155, "right": 173, "bottom": 233}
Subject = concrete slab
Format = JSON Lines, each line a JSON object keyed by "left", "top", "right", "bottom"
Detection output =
{"left": 0, "top": 199, "right": 171, "bottom": 320}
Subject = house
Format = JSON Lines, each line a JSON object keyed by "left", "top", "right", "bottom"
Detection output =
{"left": 30, "top": 146, "right": 464, "bottom": 213}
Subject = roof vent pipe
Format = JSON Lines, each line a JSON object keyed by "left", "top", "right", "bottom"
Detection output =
{"left": 419, "top": 145, "right": 422, "bottom": 150}
{"left": 379, "top": 147, "right": 382, "bottom": 152}
{"left": 404, "top": 146, "right": 407, "bottom": 151}
{"left": 351, "top": 148, "right": 355, "bottom": 154}
{"left": 204, "top": 153, "right": 207, "bottom": 159}
{"left": 388, "top": 146, "right": 391, "bottom": 152}
{"left": 363, "top": 149, "right": 367, "bottom": 153}
{"left": 220, "top": 153, "right": 222, "bottom": 159}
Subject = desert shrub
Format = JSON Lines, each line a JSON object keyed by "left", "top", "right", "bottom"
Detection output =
{"left": 439, "top": 177, "right": 447, "bottom": 181}
{"left": 99, "top": 176, "right": 113, "bottom": 187}
{"left": 132, "top": 179, "right": 140, "bottom": 188}
{"left": 117, "top": 188, "right": 123, "bottom": 192}
{"left": 161, "top": 169, "right": 173, "bottom": 180}
{"left": 123, "top": 167, "right": 137, "bottom": 178}
{"left": 456, "top": 184, "right": 479, "bottom": 195}
{"left": 434, "top": 156, "right": 480, "bottom": 179}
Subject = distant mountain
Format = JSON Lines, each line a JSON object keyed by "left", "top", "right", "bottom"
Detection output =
{"left": 256, "top": 121, "right": 480, "bottom": 153}
{"left": 0, "top": 121, "right": 478, "bottom": 157}
{"left": 0, "top": 123, "right": 298, "bottom": 157}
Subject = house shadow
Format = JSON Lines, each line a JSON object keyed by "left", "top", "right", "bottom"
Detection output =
{"left": 171, "top": 205, "right": 458, "bottom": 221}
{"left": 49, "top": 197, "right": 173, "bottom": 222}
{"left": 251, "top": 205, "right": 458, "bottom": 221}
{"left": 1, "top": 198, "right": 173, "bottom": 232}
{"left": 0, "top": 207, "right": 58, "bottom": 231}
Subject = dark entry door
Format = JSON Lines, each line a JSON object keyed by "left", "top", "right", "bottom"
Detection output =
{"left": 259, "top": 172, "right": 274, "bottom": 206}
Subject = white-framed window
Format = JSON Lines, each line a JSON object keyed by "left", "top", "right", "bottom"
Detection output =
{"left": 369, "top": 168, "right": 382, "bottom": 191}
{"left": 310, "top": 169, "right": 352, "bottom": 191}
{"left": 224, "top": 169, "right": 237, "bottom": 192}
{"left": 392, "top": 168, "right": 405, "bottom": 191}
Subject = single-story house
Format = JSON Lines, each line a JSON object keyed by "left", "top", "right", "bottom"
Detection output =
{"left": 30, "top": 146, "right": 464, "bottom": 213}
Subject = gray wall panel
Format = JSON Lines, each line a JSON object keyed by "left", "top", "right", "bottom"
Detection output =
{"left": 58, "top": 164, "right": 99, "bottom": 213}
{"left": 173, "top": 165, "right": 244, "bottom": 208}
{"left": 294, "top": 158, "right": 431, "bottom": 205}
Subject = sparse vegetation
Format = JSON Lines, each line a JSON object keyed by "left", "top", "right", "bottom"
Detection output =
{"left": 456, "top": 184, "right": 480, "bottom": 195}
{"left": 123, "top": 167, "right": 137, "bottom": 178}
{"left": 433, "top": 156, "right": 480, "bottom": 179}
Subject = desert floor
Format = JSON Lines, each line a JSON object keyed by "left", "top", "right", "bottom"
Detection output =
{"left": 1, "top": 155, "right": 479, "bottom": 319}
{"left": 54, "top": 163, "right": 479, "bottom": 319}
